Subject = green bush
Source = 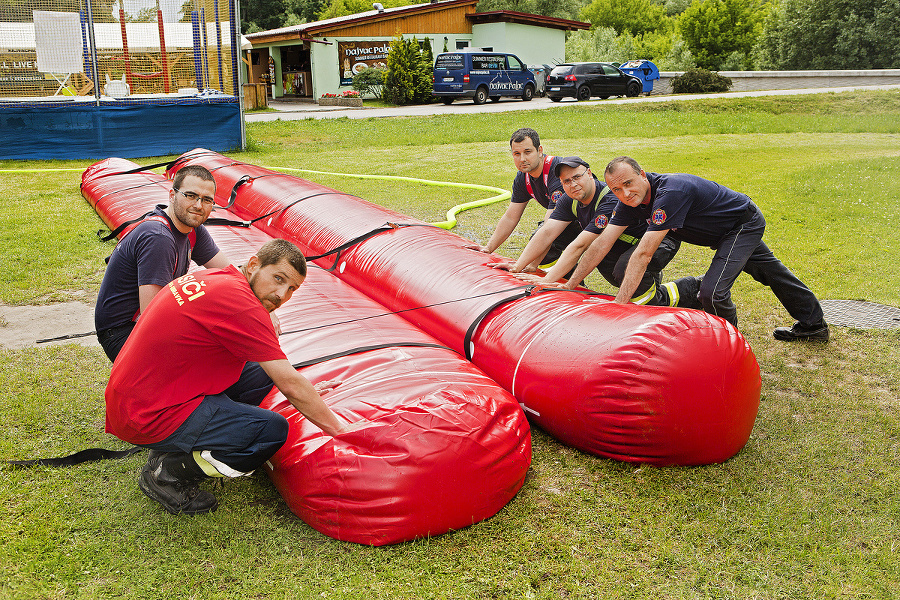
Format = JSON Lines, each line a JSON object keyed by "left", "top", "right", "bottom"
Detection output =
{"left": 384, "top": 33, "right": 434, "bottom": 105}
{"left": 352, "top": 67, "right": 386, "bottom": 100}
{"left": 671, "top": 67, "right": 732, "bottom": 93}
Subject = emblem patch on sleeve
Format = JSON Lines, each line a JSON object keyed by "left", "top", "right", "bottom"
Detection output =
{"left": 652, "top": 209, "right": 667, "bottom": 225}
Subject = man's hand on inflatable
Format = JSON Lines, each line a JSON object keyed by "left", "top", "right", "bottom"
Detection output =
{"left": 314, "top": 379, "right": 341, "bottom": 395}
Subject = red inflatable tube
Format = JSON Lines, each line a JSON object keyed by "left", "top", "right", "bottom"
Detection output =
{"left": 82, "top": 158, "right": 531, "bottom": 545}
{"left": 168, "top": 150, "right": 762, "bottom": 466}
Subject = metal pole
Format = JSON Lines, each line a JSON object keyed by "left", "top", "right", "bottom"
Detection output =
{"left": 156, "top": 0, "right": 170, "bottom": 93}
{"left": 191, "top": 11, "right": 204, "bottom": 89}
{"left": 214, "top": 0, "right": 224, "bottom": 91}
{"left": 230, "top": 0, "right": 246, "bottom": 150}
{"left": 83, "top": 0, "right": 100, "bottom": 102}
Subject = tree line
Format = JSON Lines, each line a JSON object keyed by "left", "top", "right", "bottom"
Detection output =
{"left": 8, "top": 0, "right": 890, "bottom": 70}
{"left": 236, "top": 0, "right": 898, "bottom": 71}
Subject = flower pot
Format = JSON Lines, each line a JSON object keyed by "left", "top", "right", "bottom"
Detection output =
{"left": 317, "top": 97, "right": 363, "bottom": 107}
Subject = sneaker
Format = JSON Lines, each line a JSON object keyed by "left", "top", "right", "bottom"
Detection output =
{"left": 773, "top": 321, "right": 829, "bottom": 342}
{"left": 138, "top": 452, "right": 218, "bottom": 515}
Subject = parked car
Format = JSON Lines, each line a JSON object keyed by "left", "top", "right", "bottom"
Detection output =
{"left": 546, "top": 62, "right": 642, "bottom": 101}
{"left": 432, "top": 50, "right": 536, "bottom": 105}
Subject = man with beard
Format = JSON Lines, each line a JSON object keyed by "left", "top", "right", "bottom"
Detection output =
{"left": 105, "top": 239, "right": 350, "bottom": 515}
{"left": 94, "top": 165, "right": 231, "bottom": 361}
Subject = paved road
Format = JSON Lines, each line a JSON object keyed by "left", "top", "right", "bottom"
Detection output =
{"left": 245, "top": 84, "right": 900, "bottom": 122}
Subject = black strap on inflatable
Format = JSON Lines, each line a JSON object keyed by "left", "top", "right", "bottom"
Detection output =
{"left": 223, "top": 174, "right": 250, "bottom": 209}
{"left": 95, "top": 158, "right": 179, "bottom": 178}
{"left": 307, "top": 222, "right": 438, "bottom": 272}
{"left": 461, "top": 285, "right": 612, "bottom": 359}
{"left": 464, "top": 285, "right": 538, "bottom": 360}
{"left": 278, "top": 285, "right": 529, "bottom": 337}
{"left": 8, "top": 446, "right": 144, "bottom": 468}
{"left": 305, "top": 222, "right": 420, "bottom": 261}
{"left": 292, "top": 342, "right": 452, "bottom": 369}
{"left": 36, "top": 331, "right": 97, "bottom": 344}
{"left": 97, "top": 209, "right": 158, "bottom": 241}
{"left": 97, "top": 209, "right": 253, "bottom": 243}
{"left": 87, "top": 149, "right": 222, "bottom": 182}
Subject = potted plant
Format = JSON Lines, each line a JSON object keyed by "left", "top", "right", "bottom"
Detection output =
{"left": 317, "top": 90, "right": 363, "bottom": 107}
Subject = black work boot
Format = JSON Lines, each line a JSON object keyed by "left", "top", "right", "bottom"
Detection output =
{"left": 673, "top": 276, "right": 703, "bottom": 309}
{"left": 139, "top": 451, "right": 218, "bottom": 515}
{"left": 773, "top": 321, "right": 830, "bottom": 342}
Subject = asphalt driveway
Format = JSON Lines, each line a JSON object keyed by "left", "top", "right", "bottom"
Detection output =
{"left": 245, "top": 84, "right": 900, "bottom": 122}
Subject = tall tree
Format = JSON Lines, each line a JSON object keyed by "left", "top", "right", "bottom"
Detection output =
{"left": 238, "top": 0, "right": 291, "bottom": 32}
{"left": 753, "top": 0, "right": 900, "bottom": 69}
{"left": 580, "top": 0, "right": 671, "bottom": 37}
{"left": 384, "top": 32, "right": 417, "bottom": 105}
{"left": 677, "top": 0, "right": 762, "bottom": 70}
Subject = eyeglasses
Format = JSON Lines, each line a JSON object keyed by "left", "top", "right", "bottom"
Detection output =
{"left": 560, "top": 168, "right": 589, "bottom": 187}
{"left": 173, "top": 187, "right": 215, "bottom": 207}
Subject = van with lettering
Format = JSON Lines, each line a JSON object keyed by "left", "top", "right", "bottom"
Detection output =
{"left": 432, "top": 50, "right": 536, "bottom": 105}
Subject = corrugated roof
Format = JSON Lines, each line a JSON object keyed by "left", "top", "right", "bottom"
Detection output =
{"left": 466, "top": 10, "right": 590, "bottom": 31}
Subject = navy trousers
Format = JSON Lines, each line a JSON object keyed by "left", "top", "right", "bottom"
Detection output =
{"left": 699, "top": 202, "right": 824, "bottom": 327}
{"left": 600, "top": 236, "right": 681, "bottom": 305}
{"left": 97, "top": 321, "right": 136, "bottom": 362}
{"left": 147, "top": 362, "right": 286, "bottom": 474}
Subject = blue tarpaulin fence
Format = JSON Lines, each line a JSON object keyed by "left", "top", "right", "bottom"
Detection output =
{"left": 0, "top": 0, "right": 243, "bottom": 159}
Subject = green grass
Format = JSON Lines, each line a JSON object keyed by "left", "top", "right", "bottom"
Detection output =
{"left": 1, "top": 90, "right": 899, "bottom": 599}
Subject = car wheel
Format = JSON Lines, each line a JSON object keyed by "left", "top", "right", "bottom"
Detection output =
{"left": 626, "top": 81, "right": 641, "bottom": 97}
{"left": 473, "top": 87, "right": 488, "bottom": 105}
{"left": 521, "top": 84, "right": 534, "bottom": 101}
{"left": 550, "top": 96, "right": 562, "bottom": 102}
{"left": 576, "top": 86, "right": 590, "bottom": 101}
{"left": 441, "top": 97, "right": 454, "bottom": 105}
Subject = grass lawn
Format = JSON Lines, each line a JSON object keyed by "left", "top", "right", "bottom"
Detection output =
{"left": 1, "top": 90, "right": 899, "bottom": 599}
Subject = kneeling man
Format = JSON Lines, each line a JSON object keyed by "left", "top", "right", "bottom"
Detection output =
{"left": 105, "top": 239, "right": 351, "bottom": 515}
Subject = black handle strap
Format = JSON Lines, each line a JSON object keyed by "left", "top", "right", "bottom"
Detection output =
{"left": 8, "top": 446, "right": 144, "bottom": 468}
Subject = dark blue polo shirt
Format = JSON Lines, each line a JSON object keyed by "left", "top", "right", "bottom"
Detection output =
{"left": 609, "top": 172, "right": 751, "bottom": 248}
{"left": 550, "top": 177, "right": 648, "bottom": 238}
{"left": 95, "top": 205, "right": 219, "bottom": 332}
{"left": 511, "top": 156, "right": 573, "bottom": 210}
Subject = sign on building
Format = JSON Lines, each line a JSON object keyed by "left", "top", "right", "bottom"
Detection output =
{"left": 337, "top": 41, "right": 390, "bottom": 85}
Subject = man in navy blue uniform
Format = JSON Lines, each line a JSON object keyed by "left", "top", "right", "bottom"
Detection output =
{"left": 94, "top": 165, "right": 232, "bottom": 361}
{"left": 466, "top": 128, "right": 581, "bottom": 267}
{"left": 507, "top": 157, "right": 698, "bottom": 307}
{"left": 570, "top": 156, "right": 828, "bottom": 341}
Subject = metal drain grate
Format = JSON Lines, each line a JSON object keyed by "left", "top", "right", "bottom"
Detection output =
{"left": 820, "top": 300, "right": 900, "bottom": 329}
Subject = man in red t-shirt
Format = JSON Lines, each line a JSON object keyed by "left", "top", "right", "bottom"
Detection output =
{"left": 106, "top": 239, "right": 349, "bottom": 515}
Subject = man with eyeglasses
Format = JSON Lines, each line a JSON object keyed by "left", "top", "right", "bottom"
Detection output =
{"left": 506, "top": 157, "right": 700, "bottom": 308}
{"left": 465, "top": 128, "right": 582, "bottom": 269}
{"left": 94, "top": 165, "right": 231, "bottom": 361}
